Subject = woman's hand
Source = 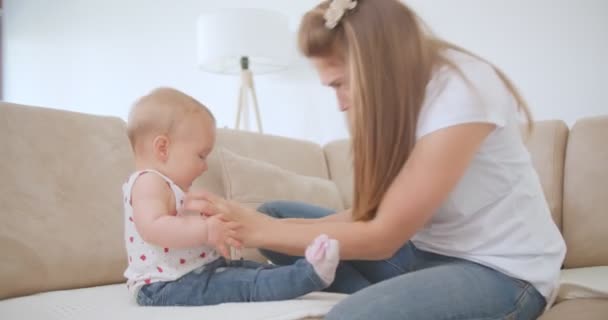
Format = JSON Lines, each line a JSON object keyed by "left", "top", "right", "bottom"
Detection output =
{"left": 205, "top": 214, "right": 233, "bottom": 258}
{"left": 184, "top": 190, "right": 276, "bottom": 248}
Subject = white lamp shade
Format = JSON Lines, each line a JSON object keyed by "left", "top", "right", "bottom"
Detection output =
{"left": 197, "top": 8, "right": 292, "bottom": 74}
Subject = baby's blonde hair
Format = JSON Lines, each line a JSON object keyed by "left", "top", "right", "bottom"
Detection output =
{"left": 127, "top": 87, "right": 214, "bottom": 152}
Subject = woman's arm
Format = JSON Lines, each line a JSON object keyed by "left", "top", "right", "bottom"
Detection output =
{"left": 254, "top": 123, "right": 494, "bottom": 259}
{"left": 187, "top": 123, "right": 495, "bottom": 260}
{"left": 285, "top": 209, "right": 352, "bottom": 224}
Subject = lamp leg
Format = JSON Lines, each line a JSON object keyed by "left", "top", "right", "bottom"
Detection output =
{"left": 247, "top": 71, "right": 264, "bottom": 134}
{"left": 236, "top": 69, "right": 263, "bottom": 133}
{"left": 235, "top": 75, "right": 246, "bottom": 130}
{"left": 242, "top": 84, "right": 250, "bottom": 130}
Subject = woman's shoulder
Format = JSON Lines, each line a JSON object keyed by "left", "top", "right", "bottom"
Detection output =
{"left": 426, "top": 49, "right": 513, "bottom": 106}
{"left": 417, "top": 49, "right": 515, "bottom": 139}
{"left": 435, "top": 49, "right": 502, "bottom": 90}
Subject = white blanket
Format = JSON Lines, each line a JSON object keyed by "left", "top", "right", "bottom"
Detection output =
{"left": 6, "top": 267, "right": 601, "bottom": 319}
{"left": 0, "top": 284, "right": 348, "bottom": 320}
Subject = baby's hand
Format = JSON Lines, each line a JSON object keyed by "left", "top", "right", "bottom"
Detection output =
{"left": 206, "top": 215, "right": 231, "bottom": 258}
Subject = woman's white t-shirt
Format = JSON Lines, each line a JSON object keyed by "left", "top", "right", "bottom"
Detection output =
{"left": 412, "top": 50, "right": 566, "bottom": 299}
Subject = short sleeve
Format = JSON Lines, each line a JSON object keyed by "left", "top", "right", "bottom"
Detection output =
{"left": 416, "top": 56, "right": 514, "bottom": 139}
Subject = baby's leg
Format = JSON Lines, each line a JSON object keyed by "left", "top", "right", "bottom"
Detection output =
{"left": 245, "top": 234, "right": 340, "bottom": 301}
{"left": 207, "top": 235, "right": 339, "bottom": 303}
{"left": 137, "top": 236, "right": 339, "bottom": 306}
{"left": 136, "top": 259, "right": 275, "bottom": 306}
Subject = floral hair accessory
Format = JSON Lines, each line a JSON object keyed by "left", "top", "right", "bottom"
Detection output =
{"left": 324, "top": 0, "right": 358, "bottom": 29}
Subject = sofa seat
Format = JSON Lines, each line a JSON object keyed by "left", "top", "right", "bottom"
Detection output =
{"left": 539, "top": 299, "right": 608, "bottom": 320}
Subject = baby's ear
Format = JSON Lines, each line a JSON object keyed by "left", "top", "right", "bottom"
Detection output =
{"left": 152, "top": 135, "right": 170, "bottom": 161}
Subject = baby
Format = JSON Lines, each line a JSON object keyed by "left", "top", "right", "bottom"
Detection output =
{"left": 122, "top": 87, "right": 339, "bottom": 306}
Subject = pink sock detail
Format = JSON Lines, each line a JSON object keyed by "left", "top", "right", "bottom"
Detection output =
{"left": 305, "top": 234, "right": 340, "bottom": 286}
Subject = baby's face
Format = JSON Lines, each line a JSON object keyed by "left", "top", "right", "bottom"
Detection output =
{"left": 167, "top": 113, "right": 216, "bottom": 191}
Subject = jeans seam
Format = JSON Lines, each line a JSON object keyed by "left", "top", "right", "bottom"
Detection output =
{"left": 500, "top": 283, "right": 532, "bottom": 320}
{"left": 438, "top": 277, "right": 533, "bottom": 320}
{"left": 383, "top": 259, "right": 408, "bottom": 274}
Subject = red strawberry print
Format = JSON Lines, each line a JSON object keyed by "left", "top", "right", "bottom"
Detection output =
{"left": 140, "top": 254, "right": 146, "bottom": 261}
{"left": 129, "top": 236, "right": 134, "bottom": 243}
{"left": 200, "top": 252, "right": 206, "bottom": 258}
{"left": 157, "top": 266, "right": 163, "bottom": 273}
{"left": 179, "top": 258, "right": 186, "bottom": 264}
{"left": 144, "top": 278, "right": 151, "bottom": 284}
{"left": 164, "top": 248, "right": 169, "bottom": 253}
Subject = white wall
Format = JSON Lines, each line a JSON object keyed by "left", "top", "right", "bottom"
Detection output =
{"left": 3, "top": 0, "right": 607, "bottom": 144}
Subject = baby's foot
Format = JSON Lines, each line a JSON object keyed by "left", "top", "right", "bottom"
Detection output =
{"left": 305, "top": 234, "right": 340, "bottom": 286}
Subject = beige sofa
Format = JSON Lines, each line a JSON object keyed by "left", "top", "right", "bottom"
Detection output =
{"left": 0, "top": 102, "right": 606, "bottom": 319}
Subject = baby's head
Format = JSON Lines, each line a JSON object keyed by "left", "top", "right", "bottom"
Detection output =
{"left": 127, "top": 87, "right": 216, "bottom": 191}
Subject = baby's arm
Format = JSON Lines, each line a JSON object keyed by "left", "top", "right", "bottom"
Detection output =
{"left": 130, "top": 173, "right": 214, "bottom": 249}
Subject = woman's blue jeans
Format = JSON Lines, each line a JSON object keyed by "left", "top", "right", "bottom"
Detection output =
{"left": 258, "top": 201, "right": 547, "bottom": 320}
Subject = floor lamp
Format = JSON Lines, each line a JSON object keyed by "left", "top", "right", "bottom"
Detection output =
{"left": 197, "top": 8, "right": 291, "bottom": 133}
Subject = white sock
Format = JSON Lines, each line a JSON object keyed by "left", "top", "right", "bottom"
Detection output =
{"left": 305, "top": 234, "right": 340, "bottom": 286}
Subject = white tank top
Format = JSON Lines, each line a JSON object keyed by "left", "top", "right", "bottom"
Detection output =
{"left": 122, "top": 169, "right": 220, "bottom": 294}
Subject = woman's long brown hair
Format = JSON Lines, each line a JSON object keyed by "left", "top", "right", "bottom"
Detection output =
{"left": 299, "top": 0, "right": 532, "bottom": 221}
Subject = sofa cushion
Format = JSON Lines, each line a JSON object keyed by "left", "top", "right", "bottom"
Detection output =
{"left": 524, "top": 120, "right": 568, "bottom": 229}
{"left": 557, "top": 266, "right": 608, "bottom": 302}
{"left": 0, "top": 284, "right": 347, "bottom": 320}
{"left": 0, "top": 103, "right": 133, "bottom": 299}
{"left": 193, "top": 128, "right": 333, "bottom": 196}
{"left": 562, "top": 116, "right": 608, "bottom": 268}
{"left": 219, "top": 148, "right": 344, "bottom": 211}
{"left": 323, "top": 140, "right": 353, "bottom": 209}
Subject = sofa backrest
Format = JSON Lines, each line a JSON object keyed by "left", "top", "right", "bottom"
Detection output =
{"left": 0, "top": 103, "right": 333, "bottom": 299}
{"left": 194, "top": 128, "right": 331, "bottom": 197}
{"left": 324, "top": 117, "right": 608, "bottom": 269}
{"left": 562, "top": 116, "right": 608, "bottom": 268}
{"left": 1, "top": 101, "right": 606, "bottom": 300}
{"left": 323, "top": 140, "right": 353, "bottom": 209}
{"left": 524, "top": 120, "right": 569, "bottom": 230}
{"left": 323, "top": 120, "right": 570, "bottom": 230}
{"left": 0, "top": 103, "right": 133, "bottom": 299}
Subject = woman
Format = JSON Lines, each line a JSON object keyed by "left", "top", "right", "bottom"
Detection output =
{"left": 186, "top": 0, "right": 566, "bottom": 318}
